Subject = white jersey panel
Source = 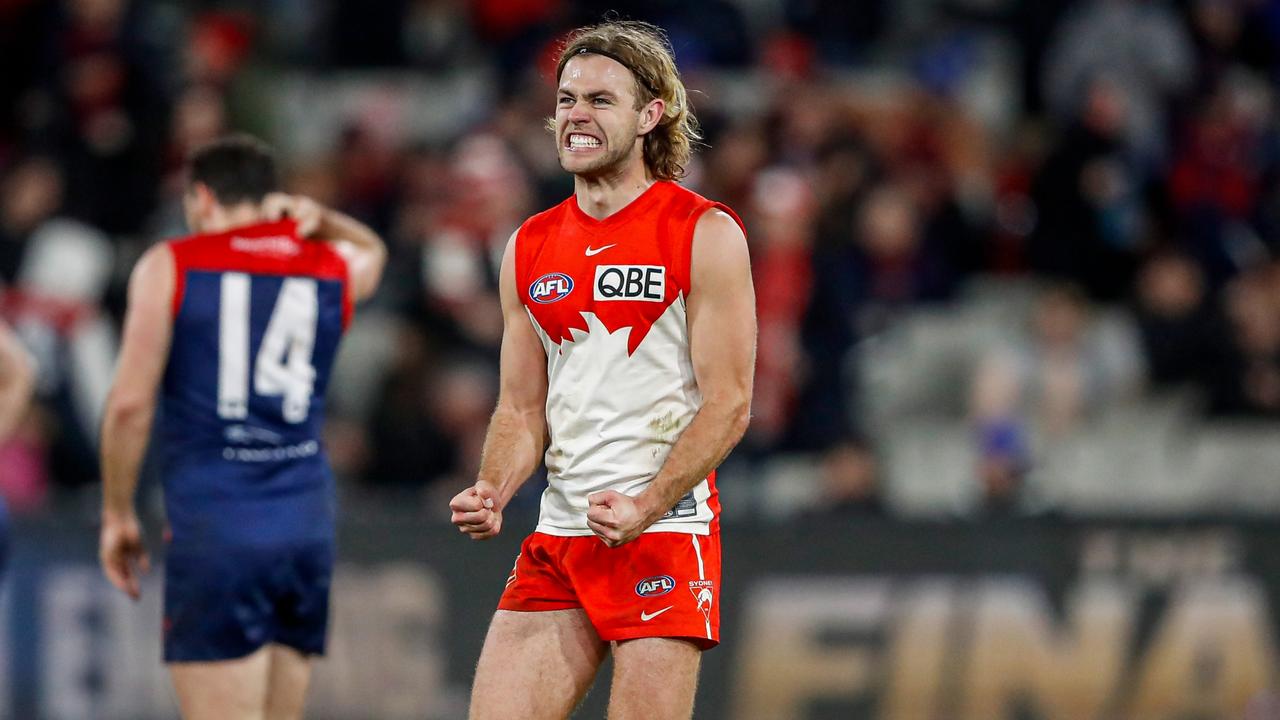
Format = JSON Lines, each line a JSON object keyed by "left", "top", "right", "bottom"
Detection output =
{"left": 529, "top": 296, "right": 713, "bottom": 536}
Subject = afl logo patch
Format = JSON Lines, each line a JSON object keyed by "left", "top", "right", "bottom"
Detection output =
{"left": 635, "top": 575, "right": 676, "bottom": 597}
{"left": 530, "top": 273, "right": 574, "bottom": 304}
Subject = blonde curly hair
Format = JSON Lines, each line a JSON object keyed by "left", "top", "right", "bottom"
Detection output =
{"left": 555, "top": 20, "right": 701, "bottom": 181}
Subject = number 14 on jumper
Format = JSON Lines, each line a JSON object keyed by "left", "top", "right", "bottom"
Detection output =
{"left": 216, "top": 272, "right": 318, "bottom": 424}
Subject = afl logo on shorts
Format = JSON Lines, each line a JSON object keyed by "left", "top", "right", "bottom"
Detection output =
{"left": 635, "top": 575, "right": 676, "bottom": 597}
{"left": 530, "top": 273, "right": 574, "bottom": 304}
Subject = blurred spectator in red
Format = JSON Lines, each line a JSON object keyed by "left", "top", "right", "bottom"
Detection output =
{"left": 987, "top": 125, "right": 1045, "bottom": 275}
{"left": 1169, "top": 76, "right": 1274, "bottom": 284}
{"left": 472, "top": 0, "right": 562, "bottom": 86}
{"left": 746, "top": 168, "right": 814, "bottom": 451}
{"left": 185, "top": 10, "right": 253, "bottom": 86}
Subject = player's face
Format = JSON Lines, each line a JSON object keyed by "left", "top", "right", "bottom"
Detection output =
{"left": 555, "top": 54, "right": 654, "bottom": 179}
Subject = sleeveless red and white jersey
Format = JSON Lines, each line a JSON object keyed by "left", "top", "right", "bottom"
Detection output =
{"left": 515, "top": 181, "right": 744, "bottom": 537}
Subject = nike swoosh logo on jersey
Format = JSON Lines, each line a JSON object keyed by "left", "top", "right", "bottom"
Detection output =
{"left": 640, "top": 606, "right": 673, "bottom": 622}
{"left": 585, "top": 244, "right": 617, "bottom": 256}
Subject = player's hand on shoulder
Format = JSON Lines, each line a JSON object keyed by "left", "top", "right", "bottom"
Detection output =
{"left": 262, "top": 192, "right": 324, "bottom": 237}
{"left": 450, "top": 481, "right": 503, "bottom": 540}
{"left": 99, "top": 511, "right": 150, "bottom": 601}
{"left": 586, "top": 490, "right": 647, "bottom": 548}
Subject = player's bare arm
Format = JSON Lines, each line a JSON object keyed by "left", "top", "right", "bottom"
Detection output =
{"left": 450, "top": 231, "right": 549, "bottom": 540}
{"left": 99, "top": 243, "right": 175, "bottom": 599}
{"left": 586, "top": 209, "right": 756, "bottom": 546}
{"left": 0, "top": 321, "right": 35, "bottom": 441}
{"left": 262, "top": 192, "right": 388, "bottom": 302}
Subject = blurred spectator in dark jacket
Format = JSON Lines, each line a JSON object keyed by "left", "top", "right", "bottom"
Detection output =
{"left": 365, "top": 324, "right": 454, "bottom": 490}
{"left": 1029, "top": 77, "right": 1150, "bottom": 301}
{"left": 699, "top": 121, "right": 769, "bottom": 222}
{"left": 0, "top": 157, "right": 62, "bottom": 284}
{"left": 851, "top": 184, "right": 958, "bottom": 322}
{"left": 817, "top": 437, "right": 883, "bottom": 517}
{"left": 38, "top": 0, "right": 170, "bottom": 233}
{"left": 1133, "top": 253, "right": 1219, "bottom": 390}
{"left": 1185, "top": 0, "right": 1280, "bottom": 89}
{"left": 1204, "top": 267, "right": 1280, "bottom": 417}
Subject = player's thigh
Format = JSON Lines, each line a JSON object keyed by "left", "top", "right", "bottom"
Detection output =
{"left": 169, "top": 647, "right": 271, "bottom": 720}
{"left": 263, "top": 644, "right": 312, "bottom": 720}
{"left": 470, "top": 609, "right": 608, "bottom": 720}
{"left": 607, "top": 637, "right": 702, "bottom": 720}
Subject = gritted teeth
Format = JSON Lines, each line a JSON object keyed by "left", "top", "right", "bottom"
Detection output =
{"left": 568, "top": 133, "right": 602, "bottom": 149}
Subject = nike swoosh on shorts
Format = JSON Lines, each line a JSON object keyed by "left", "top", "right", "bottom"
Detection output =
{"left": 640, "top": 606, "right": 673, "bottom": 622}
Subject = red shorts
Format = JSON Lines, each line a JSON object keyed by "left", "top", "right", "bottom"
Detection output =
{"left": 498, "top": 531, "right": 721, "bottom": 649}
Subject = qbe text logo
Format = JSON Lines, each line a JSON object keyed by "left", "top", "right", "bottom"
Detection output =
{"left": 594, "top": 265, "right": 666, "bottom": 302}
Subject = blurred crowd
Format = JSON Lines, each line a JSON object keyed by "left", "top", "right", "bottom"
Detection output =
{"left": 0, "top": 0, "right": 1278, "bottom": 519}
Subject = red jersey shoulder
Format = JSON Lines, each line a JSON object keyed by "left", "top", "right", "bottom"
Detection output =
{"left": 168, "top": 220, "right": 347, "bottom": 281}
{"left": 514, "top": 197, "right": 578, "bottom": 299}
{"left": 651, "top": 182, "right": 745, "bottom": 234}
{"left": 166, "top": 220, "right": 352, "bottom": 325}
{"left": 518, "top": 196, "right": 577, "bottom": 239}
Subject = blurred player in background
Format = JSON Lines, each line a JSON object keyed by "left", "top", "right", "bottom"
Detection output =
{"left": 0, "top": 320, "right": 36, "bottom": 577}
{"left": 450, "top": 20, "right": 755, "bottom": 719}
{"left": 99, "top": 135, "right": 386, "bottom": 720}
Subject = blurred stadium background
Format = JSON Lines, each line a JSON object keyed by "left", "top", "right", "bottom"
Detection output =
{"left": 2, "top": 0, "right": 1280, "bottom": 717}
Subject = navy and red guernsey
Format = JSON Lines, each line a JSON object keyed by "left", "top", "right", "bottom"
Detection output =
{"left": 159, "top": 220, "right": 349, "bottom": 550}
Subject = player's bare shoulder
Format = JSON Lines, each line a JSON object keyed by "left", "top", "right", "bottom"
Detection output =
{"left": 694, "top": 208, "right": 747, "bottom": 244}
{"left": 690, "top": 207, "right": 751, "bottom": 290}
{"left": 135, "top": 241, "right": 176, "bottom": 278}
{"left": 127, "top": 242, "right": 176, "bottom": 306}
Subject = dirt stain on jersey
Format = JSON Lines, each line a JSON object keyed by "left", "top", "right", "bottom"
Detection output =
{"left": 546, "top": 446, "right": 566, "bottom": 473}
{"left": 648, "top": 411, "right": 682, "bottom": 438}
